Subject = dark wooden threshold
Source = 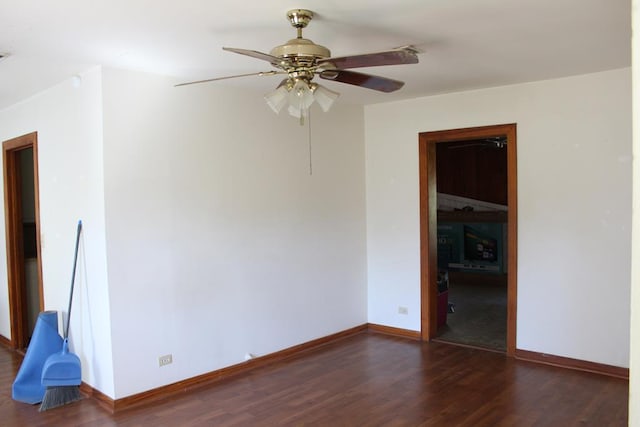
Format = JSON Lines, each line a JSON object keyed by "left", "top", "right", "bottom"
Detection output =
{"left": 79, "top": 324, "right": 628, "bottom": 413}
{"left": 431, "top": 337, "right": 506, "bottom": 354}
{"left": 515, "top": 349, "right": 629, "bottom": 379}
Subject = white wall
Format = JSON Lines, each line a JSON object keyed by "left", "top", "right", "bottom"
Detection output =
{"left": 366, "top": 68, "right": 632, "bottom": 368}
{"left": 100, "top": 68, "right": 368, "bottom": 398}
{"left": 1, "top": 60, "right": 629, "bottom": 402}
{"left": 629, "top": 0, "right": 639, "bottom": 423}
{"left": 0, "top": 67, "right": 115, "bottom": 396}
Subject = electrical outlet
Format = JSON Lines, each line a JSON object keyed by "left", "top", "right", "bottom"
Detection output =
{"left": 158, "top": 354, "right": 173, "bottom": 367}
{"left": 398, "top": 306, "right": 408, "bottom": 315}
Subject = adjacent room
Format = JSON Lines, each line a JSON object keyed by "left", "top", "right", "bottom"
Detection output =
{"left": 434, "top": 138, "right": 508, "bottom": 351}
{"left": 0, "top": 1, "right": 637, "bottom": 425}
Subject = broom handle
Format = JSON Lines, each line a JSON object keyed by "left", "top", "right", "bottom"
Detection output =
{"left": 64, "top": 220, "right": 82, "bottom": 339}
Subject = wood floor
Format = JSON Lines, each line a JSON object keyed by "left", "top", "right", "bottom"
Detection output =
{"left": 1, "top": 332, "right": 628, "bottom": 426}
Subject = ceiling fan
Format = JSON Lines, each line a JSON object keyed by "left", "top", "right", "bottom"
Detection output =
{"left": 176, "top": 9, "right": 419, "bottom": 124}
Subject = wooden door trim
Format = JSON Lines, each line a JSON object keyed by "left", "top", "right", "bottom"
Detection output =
{"left": 3, "top": 132, "right": 43, "bottom": 349}
{"left": 418, "top": 123, "right": 518, "bottom": 356}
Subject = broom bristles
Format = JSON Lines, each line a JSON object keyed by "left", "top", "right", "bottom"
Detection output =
{"left": 39, "top": 386, "right": 81, "bottom": 411}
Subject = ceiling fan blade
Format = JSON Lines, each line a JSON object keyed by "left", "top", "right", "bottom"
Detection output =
{"left": 222, "top": 47, "right": 288, "bottom": 67}
{"left": 319, "top": 69, "right": 405, "bottom": 93}
{"left": 317, "top": 48, "right": 418, "bottom": 70}
{"left": 175, "top": 71, "right": 283, "bottom": 87}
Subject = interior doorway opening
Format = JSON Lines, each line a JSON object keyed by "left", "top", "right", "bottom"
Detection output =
{"left": 3, "top": 132, "right": 43, "bottom": 350}
{"left": 419, "top": 124, "right": 517, "bottom": 355}
{"left": 434, "top": 138, "right": 508, "bottom": 351}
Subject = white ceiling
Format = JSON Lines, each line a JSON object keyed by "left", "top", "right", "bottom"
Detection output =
{"left": 0, "top": 0, "right": 630, "bottom": 110}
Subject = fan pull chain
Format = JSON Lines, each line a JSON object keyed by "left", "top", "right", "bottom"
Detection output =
{"left": 308, "top": 111, "right": 313, "bottom": 175}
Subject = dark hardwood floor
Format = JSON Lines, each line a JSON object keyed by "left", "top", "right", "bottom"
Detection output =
{"left": 1, "top": 332, "right": 628, "bottom": 426}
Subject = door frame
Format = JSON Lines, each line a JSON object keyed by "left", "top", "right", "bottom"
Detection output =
{"left": 418, "top": 123, "right": 517, "bottom": 356}
{"left": 3, "top": 131, "right": 44, "bottom": 349}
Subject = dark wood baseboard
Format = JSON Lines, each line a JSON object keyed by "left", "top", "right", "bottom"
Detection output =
{"left": 110, "top": 324, "right": 369, "bottom": 413}
{"left": 515, "top": 349, "right": 629, "bottom": 380}
{"left": 80, "top": 382, "right": 114, "bottom": 413}
{"left": 368, "top": 323, "right": 421, "bottom": 340}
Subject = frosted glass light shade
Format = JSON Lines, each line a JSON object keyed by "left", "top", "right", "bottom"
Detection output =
{"left": 312, "top": 84, "right": 339, "bottom": 112}
{"left": 264, "top": 85, "right": 289, "bottom": 114}
{"left": 288, "top": 79, "right": 315, "bottom": 115}
{"left": 287, "top": 104, "right": 302, "bottom": 118}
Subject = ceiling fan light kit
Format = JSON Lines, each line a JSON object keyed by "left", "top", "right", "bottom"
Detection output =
{"left": 265, "top": 79, "right": 340, "bottom": 122}
{"left": 177, "top": 8, "right": 419, "bottom": 124}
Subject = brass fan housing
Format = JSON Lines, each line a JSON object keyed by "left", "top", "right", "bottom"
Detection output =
{"left": 270, "top": 38, "right": 330, "bottom": 63}
{"left": 269, "top": 9, "right": 331, "bottom": 67}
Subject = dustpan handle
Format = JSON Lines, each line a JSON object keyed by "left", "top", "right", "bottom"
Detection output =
{"left": 64, "top": 220, "right": 82, "bottom": 339}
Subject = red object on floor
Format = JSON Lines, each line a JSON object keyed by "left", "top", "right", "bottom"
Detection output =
{"left": 437, "top": 290, "right": 448, "bottom": 328}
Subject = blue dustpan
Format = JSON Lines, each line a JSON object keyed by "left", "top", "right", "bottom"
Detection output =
{"left": 41, "top": 338, "right": 81, "bottom": 386}
{"left": 12, "top": 311, "right": 63, "bottom": 404}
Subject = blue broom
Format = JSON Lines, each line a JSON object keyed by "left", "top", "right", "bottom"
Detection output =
{"left": 39, "top": 220, "right": 82, "bottom": 411}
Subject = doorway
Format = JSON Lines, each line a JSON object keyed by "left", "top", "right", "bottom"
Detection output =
{"left": 418, "top": 124, "right": 517, "bottom": 356}
{"left": 3, "top": 132, "right": 43, "bottom": 350}
{"left": 434, "top": 138, "right": 508, "bottom": 351}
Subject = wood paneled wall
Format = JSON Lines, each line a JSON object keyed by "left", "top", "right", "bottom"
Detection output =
{"left": 436, "top": 140, "right": 507, "bottom": 205}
